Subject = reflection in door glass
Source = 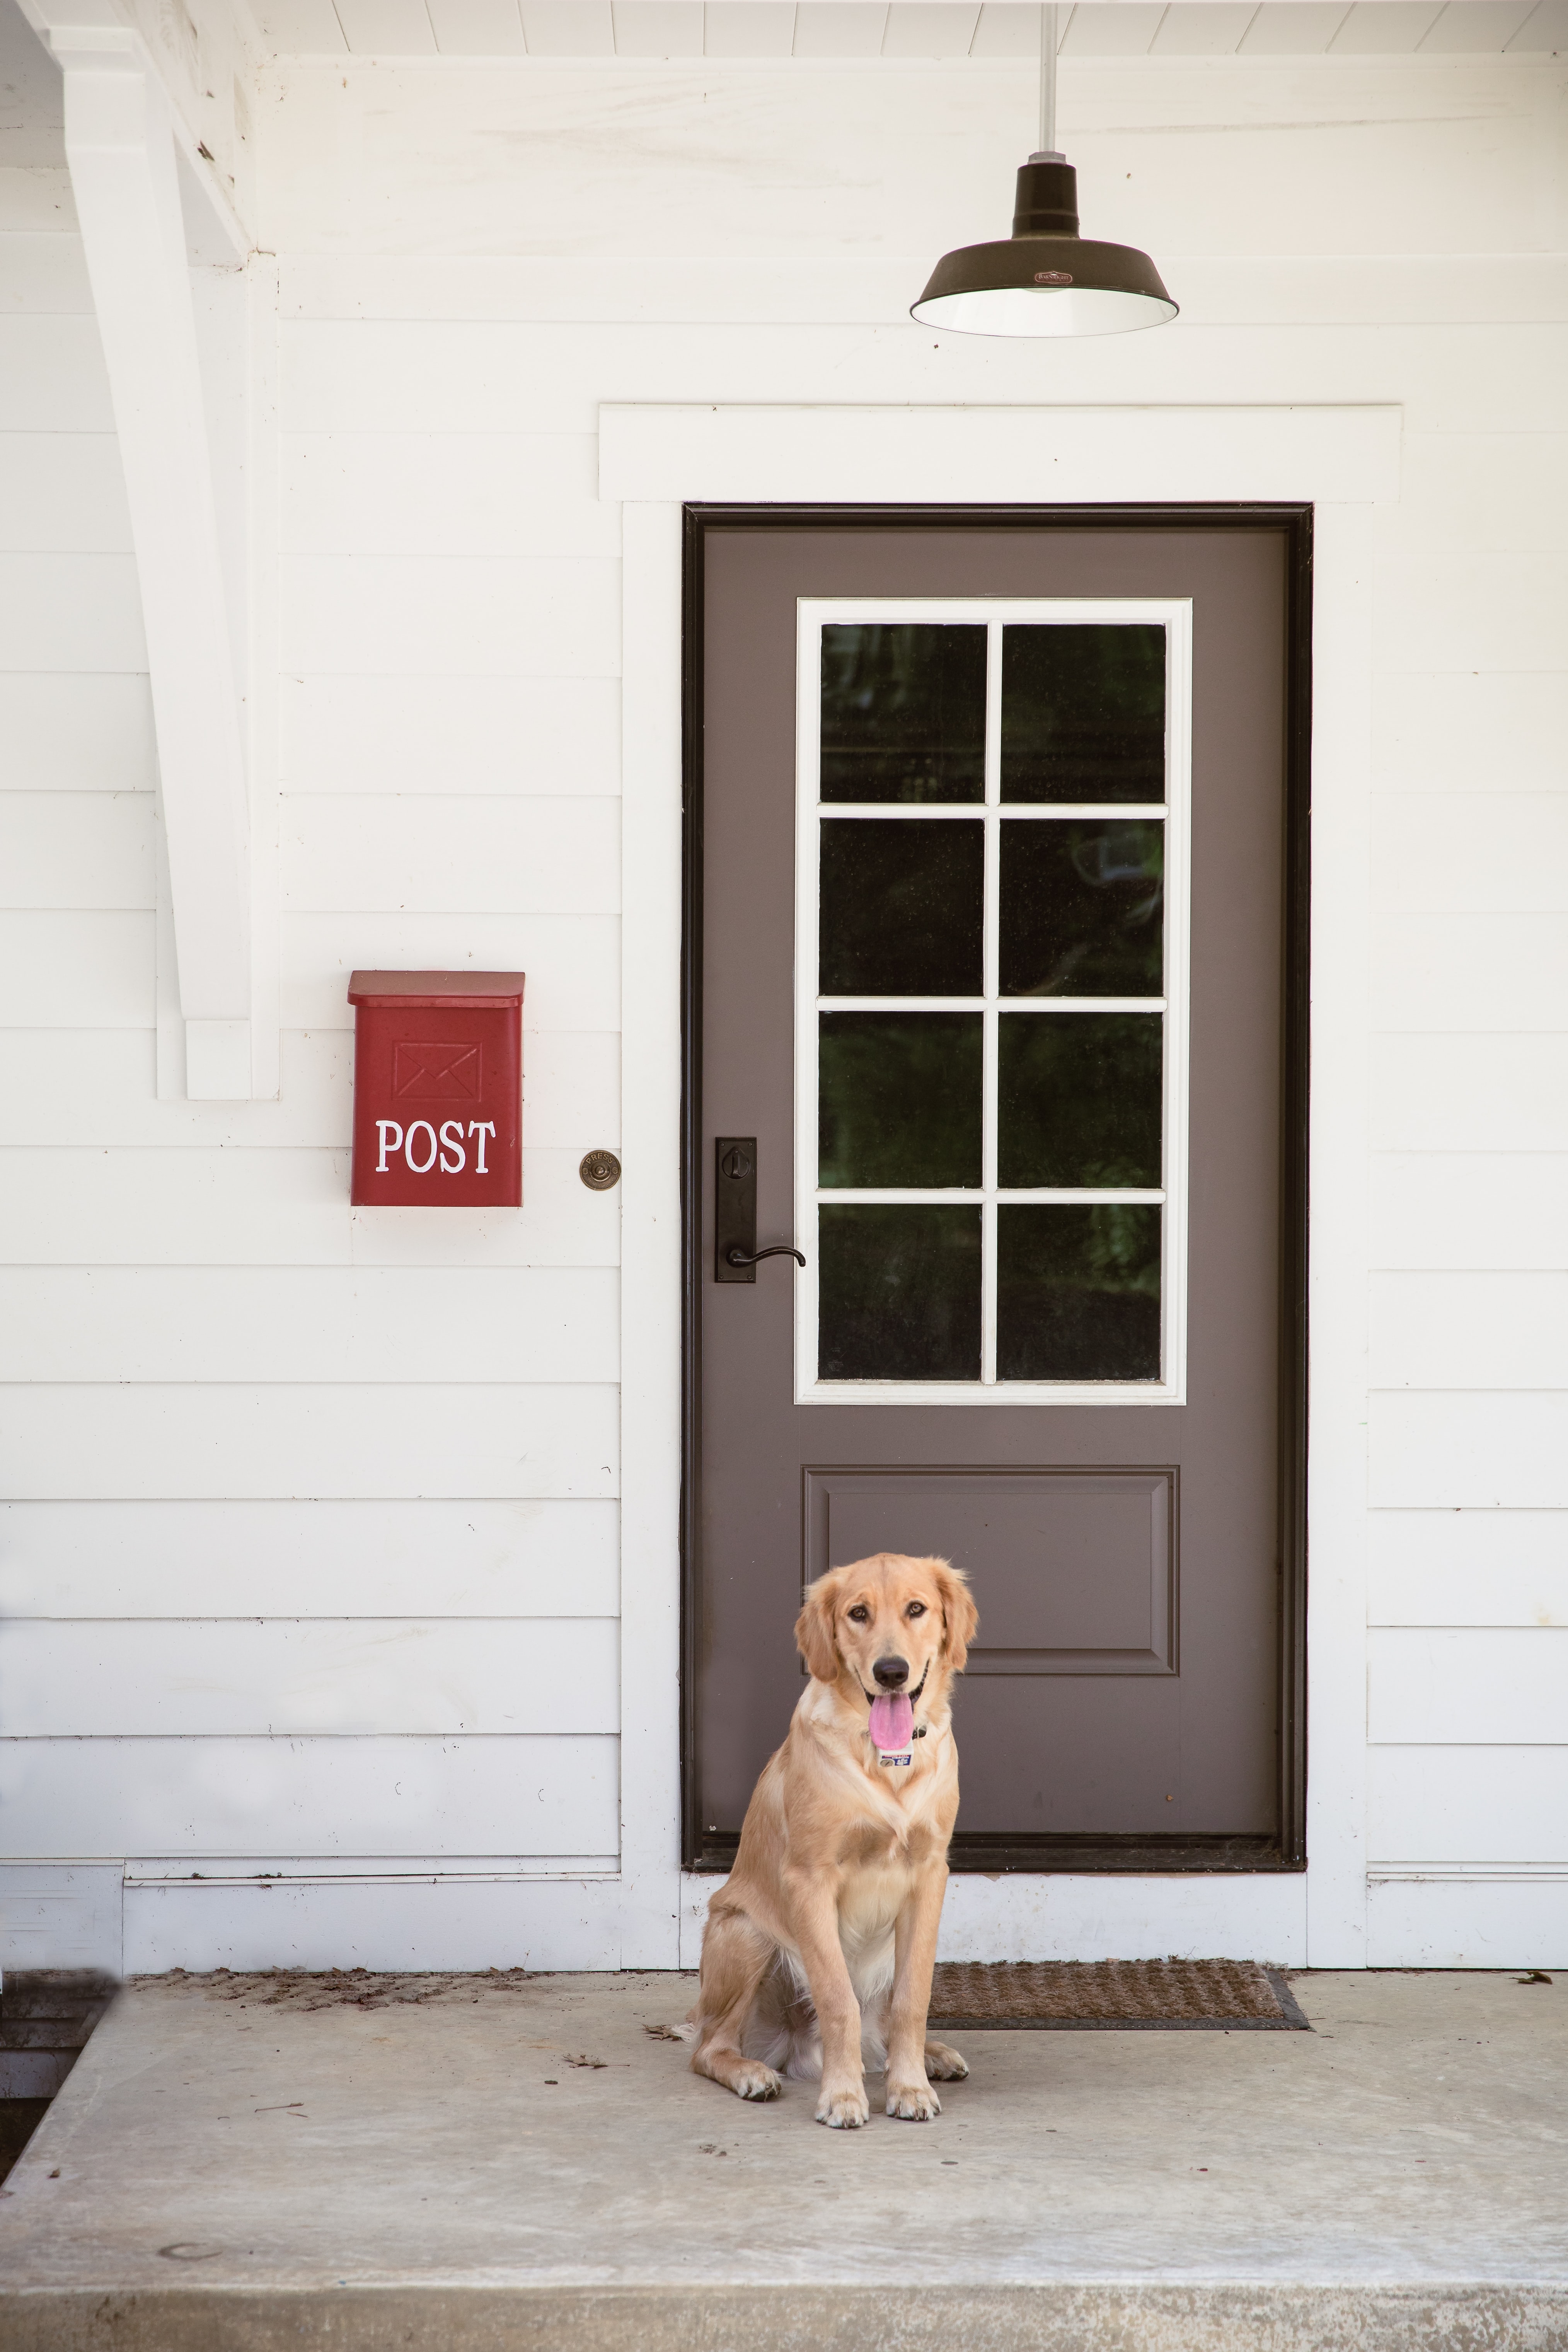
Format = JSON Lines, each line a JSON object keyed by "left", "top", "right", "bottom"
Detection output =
{"left": 1001, "top": 624, "right": 1166, "bottom": 803}
{"left": 820, "top": 1013, "right": 983, "bottom": 1188}
{"left": 821, "top": 624, "right": 987, "bottom": 803}
{"left": 997, "top": 1206, "right": 1162, "bottom": 1382}
{"left": 998, "top": 1014, "right": 1162, "bottom": 1190}
{"left": 1000, "top": 819, "right": 1164, "bottom": 998}
{"left": 820, "top": 819, "right": 985, "bottom": 997}
{"left": 819, "top": 1205, "right": 982, "bottom": 1381}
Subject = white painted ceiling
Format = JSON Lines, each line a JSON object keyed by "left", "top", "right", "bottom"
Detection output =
{"left": 251, "top": 0, "right": 1568, "bottom": 59}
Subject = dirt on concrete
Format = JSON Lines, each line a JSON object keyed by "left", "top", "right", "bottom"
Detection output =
{"left": 147, "top": 1967, "right": 540, "bottom": 2012}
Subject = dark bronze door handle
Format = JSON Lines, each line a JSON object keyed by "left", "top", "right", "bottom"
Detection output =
{"left": 715, "top": 1136, "right": 805, "bottom": 1283}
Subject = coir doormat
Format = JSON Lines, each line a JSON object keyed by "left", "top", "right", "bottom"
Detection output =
{"left": 928, "top": 1958, "right": 1311, "bottom": 2031}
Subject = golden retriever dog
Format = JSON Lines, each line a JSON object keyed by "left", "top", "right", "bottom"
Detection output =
{"left": 688, "top": 1550, "right": 978, "bottom": 2128}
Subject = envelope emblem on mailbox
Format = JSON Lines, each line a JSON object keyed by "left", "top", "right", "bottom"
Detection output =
{"left": 393, "top": 1041, "right": 482, "bottom": 1101}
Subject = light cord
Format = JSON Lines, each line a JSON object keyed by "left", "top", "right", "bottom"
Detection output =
{"left": 1034, "top": 3, "right": 1062, "bottom": 162}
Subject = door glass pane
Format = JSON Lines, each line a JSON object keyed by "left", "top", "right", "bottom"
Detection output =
{"left": 1000, "top": 818, "right": 1164, "bottom": 998}
{"left": 1000, "top": 624, "right": 1166, "bottom": 803}
{"left": 998, "top": 1014, "right": 1162, "bottom": 1190}
{"left": 997, "top": 1205, "right": 1161, "bottom": 1382}
{"left": 820, "top": 1012, "right": 983, "bottom": 1188}
{"left": 820, "top": 819, "right": 984, "bottom": 996}
{"left": 819, "top": 1205, "right": 982, "bottom": 1381}
{"left": 803, "top": 597, "right": 1186, "bottom": 1396}
{"left": 821, "top": 623, "right": 987, "bottom": 803}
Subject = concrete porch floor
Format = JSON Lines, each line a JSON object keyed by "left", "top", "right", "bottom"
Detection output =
{"left": 2, "top": 1967, "right": 1566, "bottom": 2351}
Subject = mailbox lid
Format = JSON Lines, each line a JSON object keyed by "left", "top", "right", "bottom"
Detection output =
{"left": 348, "top": 969, "right": 525, "bottom": 1011}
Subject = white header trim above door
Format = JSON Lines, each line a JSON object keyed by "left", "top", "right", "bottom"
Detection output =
{"left": 615, "top": 401, "right": 1392, "bottom": 1970}
{"left": 601, "top": 403, "right": 1402, "bottom": 508}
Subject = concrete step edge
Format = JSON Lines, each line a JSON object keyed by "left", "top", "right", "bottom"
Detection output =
{"left": 4, "top": 2280, "right": 1568, "bottom": 2352}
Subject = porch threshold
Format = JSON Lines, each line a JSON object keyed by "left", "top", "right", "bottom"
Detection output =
{"left": 3, "top": 1968, "right": 1565, "bottom": 2351}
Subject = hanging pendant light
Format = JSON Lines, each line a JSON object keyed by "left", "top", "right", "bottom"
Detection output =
{"left": 912, "top": 5, "right": 1177, "bottom": 339}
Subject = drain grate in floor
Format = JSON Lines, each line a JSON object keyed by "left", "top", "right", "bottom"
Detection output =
{"left": 929, "top": 1958, "right": 1311, "bottom": 2031}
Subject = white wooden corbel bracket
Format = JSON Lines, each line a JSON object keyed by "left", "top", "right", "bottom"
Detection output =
{"left": 51, "top": 23, "right": 255, "bottom": 1098}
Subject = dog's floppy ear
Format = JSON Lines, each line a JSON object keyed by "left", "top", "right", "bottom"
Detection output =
{"left": 795, "top": 1570, "right": 842, "bottom": 1684}
{"left": 932, "top": 1559, "right": 978, "bottom": 1674}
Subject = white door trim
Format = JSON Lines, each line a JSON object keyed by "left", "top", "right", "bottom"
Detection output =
{"left": 792, "top": 592, "right": 1193, "bottom": 1410}
{"left": 613, "top": 401, "right": 1397, "bottom": 1970}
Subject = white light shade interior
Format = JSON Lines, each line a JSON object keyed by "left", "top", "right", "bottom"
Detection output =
{"left": 910, "top": 285, "right": 1179, "bottom": 339}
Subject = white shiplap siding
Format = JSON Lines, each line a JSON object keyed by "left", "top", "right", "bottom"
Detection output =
{"left": 2, "top": 34, "right": 1566, "bottom": 1967}
{"left": 0, "top": 158, "right": 626, "bottom": 1965}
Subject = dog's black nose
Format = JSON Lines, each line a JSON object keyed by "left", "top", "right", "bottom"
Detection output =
{"left": 872, "top": 1657, "right": 908, "bottom": 1689}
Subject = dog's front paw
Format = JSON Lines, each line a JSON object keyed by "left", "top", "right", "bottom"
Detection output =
{"left": 816, "top": 2081, "right": 870, "bottom": 2129}
{"left": 886, "top": 2078, "right": 941, "bottom": 2122}
{"left": 923, "top": 2038, "right": 968, "bottom": 2081}
{"left": 731, "top": 2061, "right": 782, "bottom": 2101}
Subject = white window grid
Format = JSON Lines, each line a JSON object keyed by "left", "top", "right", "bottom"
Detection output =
{"left": 794, "top": 596, "right": 1192, "bottom": 1408}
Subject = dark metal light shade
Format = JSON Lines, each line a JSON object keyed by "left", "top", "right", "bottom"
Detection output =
{"left": 912, "top": 159, "right": 1176, "bottom": 339}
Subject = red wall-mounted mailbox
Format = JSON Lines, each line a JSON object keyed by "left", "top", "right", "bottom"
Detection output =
{"left": 348, "top": 971, "right": 524, "bottom": 1207}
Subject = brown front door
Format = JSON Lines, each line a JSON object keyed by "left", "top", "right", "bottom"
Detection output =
{"left": 684, "top": 508, "right": 1307, "bottom": 1875}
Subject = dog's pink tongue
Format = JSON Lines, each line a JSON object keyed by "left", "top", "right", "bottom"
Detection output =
{"left": 870, "top": 1692, "right": 914, "bottom": 1751}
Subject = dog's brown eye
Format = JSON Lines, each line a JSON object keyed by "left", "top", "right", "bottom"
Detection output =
{"left": 847, "top": 1604, "right": 869, "bottom": 1624}
{"left": 906, "top": 1602, "right": 927, "bottom": 1618}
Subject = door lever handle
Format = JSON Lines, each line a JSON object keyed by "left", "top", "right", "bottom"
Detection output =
{"left": 716, "top": 1136, "right": 804, "bottom": 1284}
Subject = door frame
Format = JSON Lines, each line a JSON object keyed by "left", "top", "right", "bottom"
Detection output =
{"left": 608, "top": 399, "right": 1395, "bottom": 1967}
{"left": 678, "top": 501, "right": 1313, "bottom": 1878}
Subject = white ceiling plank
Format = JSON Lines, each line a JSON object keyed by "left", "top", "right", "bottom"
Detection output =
{"left": 245, "top": 0, "right": 1568, "bottom": 60}
{"left": 1328, "top": 3, "right": 1444, "bottom": 51}
{"left": 881, "top": 2, "right": 980, "bottom": 55}
{"left": 521, "top": 1, "right": 615, "bottom": 51}
{"left": 969, "top": 1, "right": 1043, "bottom": 54}
{"left": 428, "top": 0, "right": 528, "bottom": 49}
{"left": 1060, "top": 4, "right": 1167, "bottom": 56}
{"left": 704, "top": 2, "right": 797, "bottom": 54}
{"left": 793, "top": 2, "right": 890, "bottom": 55}
{"left": 1150, "top": 2, "right": 1257, "bottom": 50}
{"left": 1238, "top": 3, "right": 1350, "bottom": 51}
{"left": 1507, "top": 0, "right": 1568, "bottom": 44}
{"left": 1419, "top": 0, "right": 1536, "bottom": 48}
{"left": 253, "top": 0, "right": 350, "bottom": 49}
{"left": 613, "top": 1, "right": 704, "bottom": 53}
{"left": 336, "top": 0, "right": 440, "bottom": 48}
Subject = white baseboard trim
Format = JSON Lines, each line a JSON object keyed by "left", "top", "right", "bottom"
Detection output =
{"left": 121, "top": 1875, "right": 673, "bottom": 1975}
{"left": 14, "top": 1861, "right": 1555, "bottom": 1975}
{"left": 0, "top": 1863, "right": 124, "bottom": 1977}
{"left": 1367, "top": 1876, "right": 1568, "bottom": 1969}
{"left": 680, "top": 1869, "right": 1310, "bottom": 1969}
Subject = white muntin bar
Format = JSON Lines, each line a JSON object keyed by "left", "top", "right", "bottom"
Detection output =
{"left": 818, "top": 803, "right": 1167, "bottom": 821}
{"left": 820, "top": 995, "right": 985, "bottom": 1012}
{"left": 818, "top": 804, "right": 982, "bottom": 820}
{"left": 818, "top": 1189, "right": 1166, "bottom": 1207}
{"left": 819, "top": 997, "right": 1166, "bottom": 1014}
